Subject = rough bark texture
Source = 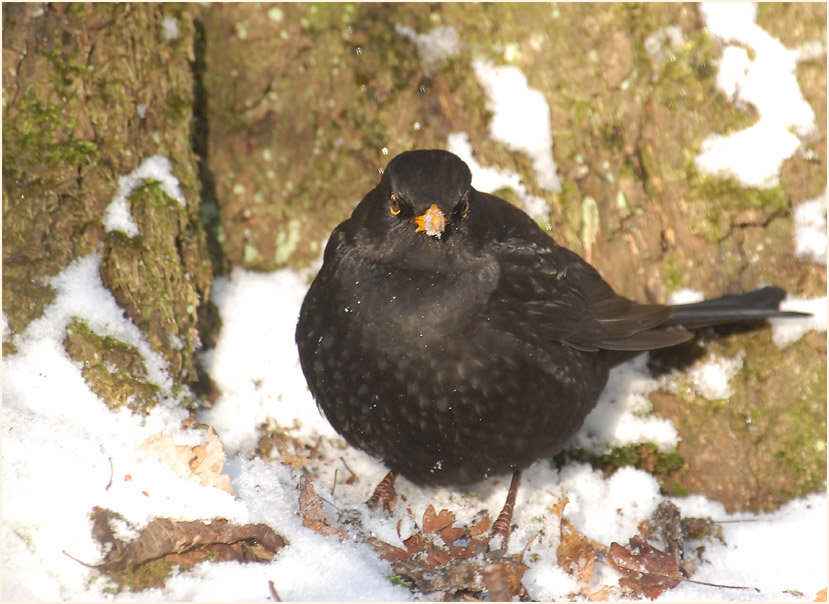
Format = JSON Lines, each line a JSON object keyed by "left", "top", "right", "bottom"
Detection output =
{"left": 3, "top": 3, "right": 213, "bottom": 404}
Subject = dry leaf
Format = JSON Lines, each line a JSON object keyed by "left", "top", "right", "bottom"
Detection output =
{"left": 557, "top": 517, "right": 596, "bottom": 584}
{"left": 366, "top": 536, "right": 409, "bottom": 563}
{"left": 468, "top": 514, "right": 492, "bottom": 537}
{"left": 90, "top": 506, "right": 286, "bottom": 575}
{"left": 608, "top": 536, "right": 685, "bottom": 599}
{"left": 439, "top": 524, "right": 466, "bottom": 547}
{"left": 140, "top": 427, "right": 235, "bottom": 495}
{"left": 581, "top": 585, "right": 612, "bottom": 601}
{"left": 393, "top": 553, "right": 527, "bottom": 597}
{"left": 297, "top": 475, "right": 345, "bottom": 539}
{"left": 376, "top": 505, "right": 527, "bottom": 600}
{"left": 816, "top": 588, "right": 827, "bottom": 602}
{"left": 553, "top": 494, "right": 604, "bottom": 585}
{"left": 550, "top": 495, "right": 569, "bottom": 518}
{"left": 422, "top": 505, "right": 455, "bottom": 534}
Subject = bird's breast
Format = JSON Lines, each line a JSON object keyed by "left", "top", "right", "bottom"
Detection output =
{"left": 334, "top": 254, "right": 497, "bottom": 355}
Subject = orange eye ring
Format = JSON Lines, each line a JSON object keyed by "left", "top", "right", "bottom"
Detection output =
{"left": 390, "top": 194, "right": 401, "bottom": 215}
{"left": 456, "top": 196, "right": 469, "bottom": 219}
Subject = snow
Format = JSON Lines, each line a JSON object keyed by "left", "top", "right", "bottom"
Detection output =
{"left": 570, "top": 354, "right": 679, "bottom": 453}
{"left": 3, "top": 235, "right": 826, "bottom": 601}
{"left": 770, "top": 296, "right": 828, "bottom": 348}
{"left": 396, "top": 24, "right": 461, "bottom": 75}
{"left": 472, "top": 59, "right": 562, "bottom": 194}
{"left": 644, "top": 25, "right": 686, "bottom": 68}
{"left": 447, "top": 131, "right": 551, "bottom": 223}
{"left": 665, "top": 493, "right": 827, "bottom": 601}
{"left": 198, "top": 267, "right": 330, "bottom": 455}
{"left": 161, "top": 17, "right": 180, "bottom": 41}
{"left": 794, "top": 188, "right": 828, "bottom": 265}
{"left": 684, "top": 352, "right": 744, "bottom": 401}
{"left": 102, "top": 155, "right": 187, "bottom": 237}
{"left": 695, "top": 2, "right": 818, "bottom": 188}
{"left": 4, "top": 8, "right": 826, "bottom": 603}
{"left": 668, "top": 288, "right": 707, "bottom": 305}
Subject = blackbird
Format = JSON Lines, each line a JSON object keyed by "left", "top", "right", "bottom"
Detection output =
{"left": 296, "top": 149, "right": 805, "bottom": 532}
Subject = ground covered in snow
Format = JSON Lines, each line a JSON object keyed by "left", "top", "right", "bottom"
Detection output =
{"left": 3, "top": 251, "right": 825, "bottom": 601}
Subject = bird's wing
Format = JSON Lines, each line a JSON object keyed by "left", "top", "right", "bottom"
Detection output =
{"left": 487, "top": 238, "right": 692, "bottom": 352}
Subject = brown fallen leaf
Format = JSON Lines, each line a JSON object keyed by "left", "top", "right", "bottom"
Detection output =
{"left": 297, "top": 474, "right": 345, "bottom": 539}
{"left": 639, "top": 501, "right": 685, "bottom": 562}
{"left": 422, "top": 505, "right": 456, "bottom": 535}
{"left": 581, "top": 585, "right": 612, "bottom": 601}
{"left": 468, "top": 513, "right": 492, "bottom": 537}
{"left": 558, "top": 517, "right": 597, "bottom": 584}
{"left": 608, "top": 536, "right": 685, "bottom": 599}
{"left": 638, "top": 500, "right": 730, "bottom": 578}
{"left": 418, "top": 504, "right": 466, "bottom": 547}
{"left": 140, "top": 427, "right": 235, "bottom": 495}
{"left": 552, "top": 495, "right": 605, "bottom": 586}
{"left": 379, "top": 505, "right": 528, "bottom": 599}
{"left": 366, "top": 536, "right": 409, "bottom": 563}
{"left": 439, "top": 524, "right": 466, "bottom": 548}
{"left": 393, "top": 552, "right": 528, "bottom": 597}
{"left": 481, "top": 554, "right": 529, "bottom": 602}
{"left": 550, "top": 495, "right": 568, "bottom": 518}
{"left": 87, "top": 506, "right": 286, "bottom": 589}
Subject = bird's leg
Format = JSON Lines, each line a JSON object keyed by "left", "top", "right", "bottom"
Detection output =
{"left": 489, "top": 470, "right": 522, "bottom": 550}
{"left": 366, "top": 471, "right": 398, "bottom": 512}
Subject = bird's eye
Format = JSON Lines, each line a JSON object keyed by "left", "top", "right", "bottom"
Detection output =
{"left": 389, "top": 194, "right": 401, "bottom": 216}
{"left": 455, "top": 195, "right": 469, "bottom": 219}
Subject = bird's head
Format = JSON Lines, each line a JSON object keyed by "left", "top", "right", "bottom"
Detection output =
{"left": 355, "top": 149, "right": 472, "bottom": 242}
{"left": 377, "top": 149, "right": 472, "bottom": 241}
{"left": 345, "top": 150, "right": 490, "bottom": 270}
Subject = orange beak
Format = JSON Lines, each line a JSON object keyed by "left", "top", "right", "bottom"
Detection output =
{"left": 413, "top": 204, "right": 449, "bottom": 238}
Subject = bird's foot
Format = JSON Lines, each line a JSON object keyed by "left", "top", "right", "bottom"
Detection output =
{"left": 489, "top": 470, "right": 522, "bottom": 551}
{"left": 366, "top": 471, "right": 398, "bottom": 513}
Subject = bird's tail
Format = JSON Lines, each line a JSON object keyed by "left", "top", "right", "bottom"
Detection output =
{"left": 665, "top": 286, "right": 809, "bottom": 329}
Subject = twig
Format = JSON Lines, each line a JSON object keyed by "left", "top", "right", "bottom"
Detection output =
{"left": 268, "top": 580, "right": 282, "bottom": 601}
{"left": 105, "top": 457, "right": 114, "bottom": 491}
{"left": 686, "top": 578, "right": 760, "bottom": 592}
{"left": 62, "top": 550, "right": 97, "bottom": 569}
{"left": 338, "top": 456, "right": 358, "bottom": 483}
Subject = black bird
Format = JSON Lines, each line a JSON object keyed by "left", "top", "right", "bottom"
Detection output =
{"left": 296, "top": 149, "right": 805, "bottom": 540}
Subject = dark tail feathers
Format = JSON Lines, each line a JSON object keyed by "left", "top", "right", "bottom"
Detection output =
{"left": 666, "top": 286, "right": 810, "bottom": 329}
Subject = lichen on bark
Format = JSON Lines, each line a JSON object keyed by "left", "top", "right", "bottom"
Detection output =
{"left": 3, "top": 3, "right": 214, "bottom": 403}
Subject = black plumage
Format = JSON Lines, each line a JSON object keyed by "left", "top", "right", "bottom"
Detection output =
{"left": 296, "top": 149, "right": 803, "bottom": 487}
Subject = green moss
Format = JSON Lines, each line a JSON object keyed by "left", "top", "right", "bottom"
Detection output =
{"left": 64, "top": 319, "right": 161, "bottom": 414}
{"left": 760, "top": 338, "right": 828, "bottom": 498}
{"left": 682, "top": 168, "right": 789, "bottom": 242}
{"left": 387, "top": 575, "right": 415, "bottom": 589}
{"left": 661, "top": 250, "right": 686, "bottom": 293}
{"left": 100, "top": 181, "right": 212, "bottom": 390}
{"left": 4, "top": 4, "right": 211, "bottom": 407}
{"left": 548, "top": 180, "right": 587, "bottom": 252}
{"left": 567, "top": 443, "right": 684, "bottom": 476}
{"left": 12, "top": 523, "right": 38, "bottom": 551}
{"left": 274, "top": 218, "right": 303, "bottom": 265}
{"left": 106, "top": 558, "right": 176, "bottom": 592}
{"left": 4, "top": 84, "right": 98, "bottom": 188}
{"left": 756, "top": 3, "right": 827, "bottom": 48}
{"left": 661, "top": 480, "right": 690, "bottom": 498}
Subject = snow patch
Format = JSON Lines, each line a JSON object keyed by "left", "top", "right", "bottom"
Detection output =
{"left": 695, "top": 3, "right": 818, "bottom": 188}
{"left": 102, "top": 155, "right": 186, "bottom": 238}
